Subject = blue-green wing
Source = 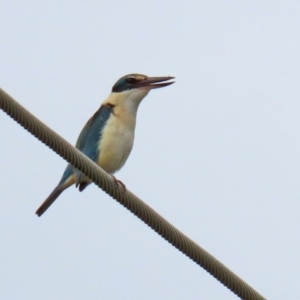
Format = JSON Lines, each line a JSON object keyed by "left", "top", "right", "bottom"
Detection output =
{"left": 74, "top": 104, "right": 113, "bottom": 187}
{"left": 75, "top": 104, "right": 113, "bottom": 161}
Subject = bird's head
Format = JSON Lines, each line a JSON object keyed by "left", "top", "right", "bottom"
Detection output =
{"left": 107, "top": 74, "right": 174, "bottom": 116}
{"left": 112, "top": 74, "right": 175, "bottom": 93}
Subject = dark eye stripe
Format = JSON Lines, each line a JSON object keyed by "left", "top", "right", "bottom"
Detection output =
{"left": 112, "top": 74, "right": 147, "bottom": 93}
{"left": 126, "top": 78, "right": 135, "bottom": 84}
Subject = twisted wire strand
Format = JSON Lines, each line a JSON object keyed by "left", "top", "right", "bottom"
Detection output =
{"left": 0, "top": 88, "right": 266, "bottom": 300}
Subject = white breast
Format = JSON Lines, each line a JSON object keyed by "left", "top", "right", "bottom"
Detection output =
{"left": 97, "top": 112, "right": 135, "bottom": 174}
{"left": 97, "top": 88, "right": 149, "bottom": 174}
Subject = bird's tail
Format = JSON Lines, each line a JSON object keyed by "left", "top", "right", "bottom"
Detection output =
{"left": 35, "top": 186, "right": 65, "bottom": 217}
{"left": 36, "top": 165, "right": 76, "bottom": 217}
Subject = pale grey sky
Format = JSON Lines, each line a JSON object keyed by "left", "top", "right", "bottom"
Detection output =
{"left": 1, "top": 1, "right": 300, "bottom": 299}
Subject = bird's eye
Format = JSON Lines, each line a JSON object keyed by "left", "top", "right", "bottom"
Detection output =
{"left": 126, "top": 78, "right": 135, "bottom": 84}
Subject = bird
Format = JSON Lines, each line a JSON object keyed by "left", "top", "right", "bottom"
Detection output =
{"left": 36, "top": 73, "right": 175, "bottom": 217}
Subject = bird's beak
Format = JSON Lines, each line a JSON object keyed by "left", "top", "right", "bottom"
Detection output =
{"left": 138, "top": 76, "right": 175, "bottom": 89}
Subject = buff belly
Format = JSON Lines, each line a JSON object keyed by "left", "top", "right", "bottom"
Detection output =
{"left": 97, "top": 115, "right": 135, "bottom": 174}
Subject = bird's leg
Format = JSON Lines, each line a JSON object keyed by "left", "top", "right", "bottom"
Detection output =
{"left": 111, "top": 175, "right": 126, "bottom": 191}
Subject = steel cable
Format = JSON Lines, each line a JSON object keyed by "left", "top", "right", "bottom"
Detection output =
{"left": 0, "top": 88, "right": 266, "bottom": 300}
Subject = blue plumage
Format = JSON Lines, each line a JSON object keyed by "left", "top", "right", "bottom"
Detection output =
{"left": 75, "top": 104, "right": 113, "bottom": 161}
{"left": 36, "top": 104, "right": 113, "bottom": 216}
{"left": 59, "top": 164, "right": 74, "bottom": 185}
{"left": 74, "top": 104, "right": 112, "bottom": 189}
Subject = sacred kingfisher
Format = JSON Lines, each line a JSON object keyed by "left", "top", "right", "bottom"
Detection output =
{"left": 36, "top": 73, "right": 175, "bottom": 216}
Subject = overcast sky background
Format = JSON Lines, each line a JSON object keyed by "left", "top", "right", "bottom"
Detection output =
{"left": 1, "top": 1, "right": 300, "bottom": 299}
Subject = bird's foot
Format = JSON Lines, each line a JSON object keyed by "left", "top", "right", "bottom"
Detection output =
{"left": 111, "top": 175, "right": 126, "bottom": 192}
